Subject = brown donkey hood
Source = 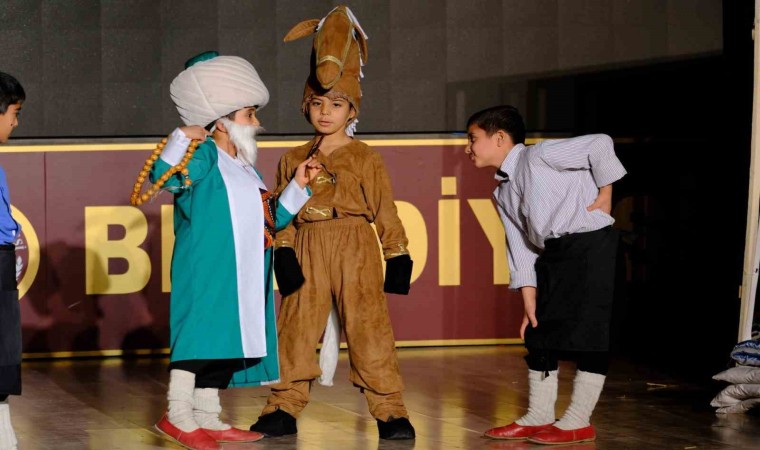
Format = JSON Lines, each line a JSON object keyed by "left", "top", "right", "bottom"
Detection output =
{"left": 284, "top": 5, "right": 368, "bottom": 118}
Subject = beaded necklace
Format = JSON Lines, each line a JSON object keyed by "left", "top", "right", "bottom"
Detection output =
{"left": 130, "top": 137, "right": 200, "bottom": 206}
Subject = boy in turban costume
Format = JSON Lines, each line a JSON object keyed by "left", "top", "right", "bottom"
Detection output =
{"left": 249, "top": 6, "right": 416, "bottom": 441}
{"left": 149, "top": 52, "right": 320, "bottom": 450}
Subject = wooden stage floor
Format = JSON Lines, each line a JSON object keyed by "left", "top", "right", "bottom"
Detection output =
{"left": 7, "top": 346, "right": 759, "bottom": 449}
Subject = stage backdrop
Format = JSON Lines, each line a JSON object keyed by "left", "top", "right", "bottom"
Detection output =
{"left": 2, "top": 135, "right": 527, "bottom": 358}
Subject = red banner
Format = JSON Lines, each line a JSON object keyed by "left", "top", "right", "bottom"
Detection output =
{"left": 2, "top": 137, "right": 524, "bottom": 357}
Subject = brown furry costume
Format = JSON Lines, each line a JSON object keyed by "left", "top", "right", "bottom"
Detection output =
{"left": 251, "top": 6, "right": 415, "bottom": 440}
{"left": 264, "top": 138, "right": 409, "bottom": 420}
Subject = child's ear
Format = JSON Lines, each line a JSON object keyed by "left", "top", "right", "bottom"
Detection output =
{"left": 495, "top": 130, "right": 505, "bottom": 146}
{"left": 215, "top": 119, "right": 227, "bottom": 133}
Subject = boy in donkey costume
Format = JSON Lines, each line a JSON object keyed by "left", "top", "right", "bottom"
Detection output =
{"left": 250, "top": 5, "right": 416, "bottom": 441}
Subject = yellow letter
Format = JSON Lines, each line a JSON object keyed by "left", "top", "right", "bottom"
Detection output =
{"left": 468, "top": 199, "right": 510, "bottom": 285}
{"left": 161, "top": 205, "right": 174, "bottom": 293}
{"left": 439, "top": 177, "right": 460, "bottom": 286}
{"left": 395, "top": 201, "right": 427, "bottom": 283}
{"left": 85, "top": 206, "right": 151, "bottom": 294}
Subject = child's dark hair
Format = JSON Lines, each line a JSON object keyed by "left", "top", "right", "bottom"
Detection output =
{"left": 0, "top": 72, "right": 25, "bottom": 114}
{"left": 467, "top": 105, "right": 525, "bottom": 145}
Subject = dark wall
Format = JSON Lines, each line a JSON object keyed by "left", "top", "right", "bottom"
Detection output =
{"left": 451, "top": 1, "right": 750, "bottom": 380}
{"left": 2, "top": 0, "right": 722, "bottom": 138}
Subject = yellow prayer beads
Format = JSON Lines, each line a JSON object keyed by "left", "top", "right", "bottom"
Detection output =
{"left": 130, "top": 137, "right": 200, "bottom": 206}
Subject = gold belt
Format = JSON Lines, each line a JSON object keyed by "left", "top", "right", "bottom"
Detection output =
{"left": 305, "top": 206, "right": 332, "bottom": 217}
{"left": 315, "top": 175, "right": 336, "bottom": 185}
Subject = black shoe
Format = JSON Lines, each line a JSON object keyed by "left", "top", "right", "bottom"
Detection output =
{"left": 250, "top": 409, "right": 297, "bottom": 437}
{"left": 377, "top": 416, "right": 416, "bottom": 440}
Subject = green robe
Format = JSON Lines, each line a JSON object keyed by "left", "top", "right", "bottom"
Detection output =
{"left": 150, "top": 132, "right": 309, "bottom": 387}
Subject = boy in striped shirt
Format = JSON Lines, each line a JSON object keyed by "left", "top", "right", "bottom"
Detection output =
{"left": 465, "top": 105, "right": 626, "bottom": 445}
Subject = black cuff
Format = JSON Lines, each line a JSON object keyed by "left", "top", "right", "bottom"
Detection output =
{"left": 384, "top": 255, "right": 413, "bottom": 295}
{"left": 274, "top": 247, "right": 305, "bottom": 297}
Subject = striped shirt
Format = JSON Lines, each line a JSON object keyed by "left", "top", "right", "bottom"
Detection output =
{"left": 493, "top": 134, "right": 627, "bottom": 289}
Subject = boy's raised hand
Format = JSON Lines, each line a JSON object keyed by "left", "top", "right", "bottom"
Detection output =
{"left": 179, "top": 125, "right": 211, "bottom": 141}
{"left": 520, "top": 286, "right": 538, "bottom": 340}
{"left": 587, "top": 184, "right": 612, "bottom": 214}
{"left": 295, "top": 156, "right": 322, "bottom": 188}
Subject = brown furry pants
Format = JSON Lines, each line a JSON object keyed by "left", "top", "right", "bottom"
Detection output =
{"left": 262, "top": 218, "right": 408, "bottom": 421}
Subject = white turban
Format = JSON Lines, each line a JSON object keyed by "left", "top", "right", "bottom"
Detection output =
{"left": 170, "top": 55, "right": 269, "bottom": 127}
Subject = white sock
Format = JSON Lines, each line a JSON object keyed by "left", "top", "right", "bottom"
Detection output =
{"left": 193, "top": 388, "right": 231, "bottom": 431}
{"left": 515, "top": 369, "right": 558, "bottom": 426}
{"left": 167, "top": 370, "right": 199, "bottom": 432}
{"left": 555, "top": 370, "right": 606, "bottom": 430}
{"left": 0, "top": 399, "right": 18, "bottom": 450}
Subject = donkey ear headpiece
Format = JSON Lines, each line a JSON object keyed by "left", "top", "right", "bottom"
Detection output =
{"left": 284, "top": 5, "right": 368, "bottom": 134}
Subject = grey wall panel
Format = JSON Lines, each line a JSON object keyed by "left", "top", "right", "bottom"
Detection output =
{"left": 446, "top": 0, "right": 504, "bottom": 83}
{"left": 43, "top": 83, "right": 101, "bottom": 136}
{"left": 102, "top": 82, "right": 162, "bottom": 135}
{"left": 43, "top": 30, "right": 102, "bottom": 84}
{"left": 101, "top": 0, "right": 162, "bottom": 28}
{"left": 1, "top": 0, "right": 42, "bottom": 28}
{"left": 43, "top": 0, "right": 100, "bottom": 30}
{"left": 390, "top": 0, "right": 446, "bottom": 131}
{"left": 667, "top": 0, "right": 723, "bottom": 55}
{"left": 392, "top": 79, "right": 446, "bottom": 131}
{"left": 356, "top": 79, "right": 392, "bottom": 134}
{"left": 0, "top": 0, "right": 723, "bottom": 137}
{"left": 14, "top": 82, "right": 44, "bottom": 135}
{"left": 102, "top": 30, "right": 163, "bottom": 83}
{"left": 557, "top": 0, "right": 614, "bottom": 69}
{"left": 4, "top": 30, "right": 43, "bottom": 85}
{"left": 276, "top": 80, "right": 310, "bottom": 135}
{"left": 611, "top": 0, "right": 668, "bottom": 63}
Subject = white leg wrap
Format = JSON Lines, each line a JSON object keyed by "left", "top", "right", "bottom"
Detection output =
{"left": 167, "top": 369, "right": 199, "bottom": 432}
{"left": 555, "top": 370, "right": 605, "bottom": 430}
{"left": 193, "top": 388, "right": 231, "bottom": 431}
{"left": 0, "top": 399, "right": 18, "bottom": 450}
{"left": 515, "top": 369, "right": 558, "bottom": 426}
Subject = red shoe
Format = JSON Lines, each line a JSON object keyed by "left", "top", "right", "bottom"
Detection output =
{"left": 527, "top": 425, "right": 596, "bottom": 445}
{"left": 202, "top": 427, "right": 264, "bottom": 443}
{"left": 484, "top": 422, "right": 554, "bottom": 440}
{"left": 155, "top": 414, "right": 220, "bottom": 450}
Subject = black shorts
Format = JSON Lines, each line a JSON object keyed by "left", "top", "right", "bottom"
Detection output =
{"left": 0, "top": 246, "right": 21, "bottom": 395}
{"left": 524, "top": 226, "right": 619, "bottom": 353}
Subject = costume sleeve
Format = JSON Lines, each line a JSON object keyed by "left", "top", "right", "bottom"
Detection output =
{"left": 495, "top": 189, "right": 540, "bottom": 290}
{"left": 149, "top": 128, "right": 213, "bottom": 188}
{"left": 537, "top": 134, "right": 627, "bottom": 187}
{"left": 274, "top": 154, "right": 298, "bottom": 248}
{"left": 362, "top": 151, "right": 409, "bottom": 260}
{"left": 275, "top": 179, "right": 311, "bottom": 232}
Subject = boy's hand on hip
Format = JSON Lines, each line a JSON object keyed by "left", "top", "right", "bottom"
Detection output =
{"left": 520, "top": 286, "right": 538, "bottom": 340}
{"left": 587, "top": 184, "right": 613, "bottom": 214}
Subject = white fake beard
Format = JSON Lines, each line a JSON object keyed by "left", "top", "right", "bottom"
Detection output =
{"left": 219, "top": 118, "right": 262, "bottom": 167}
